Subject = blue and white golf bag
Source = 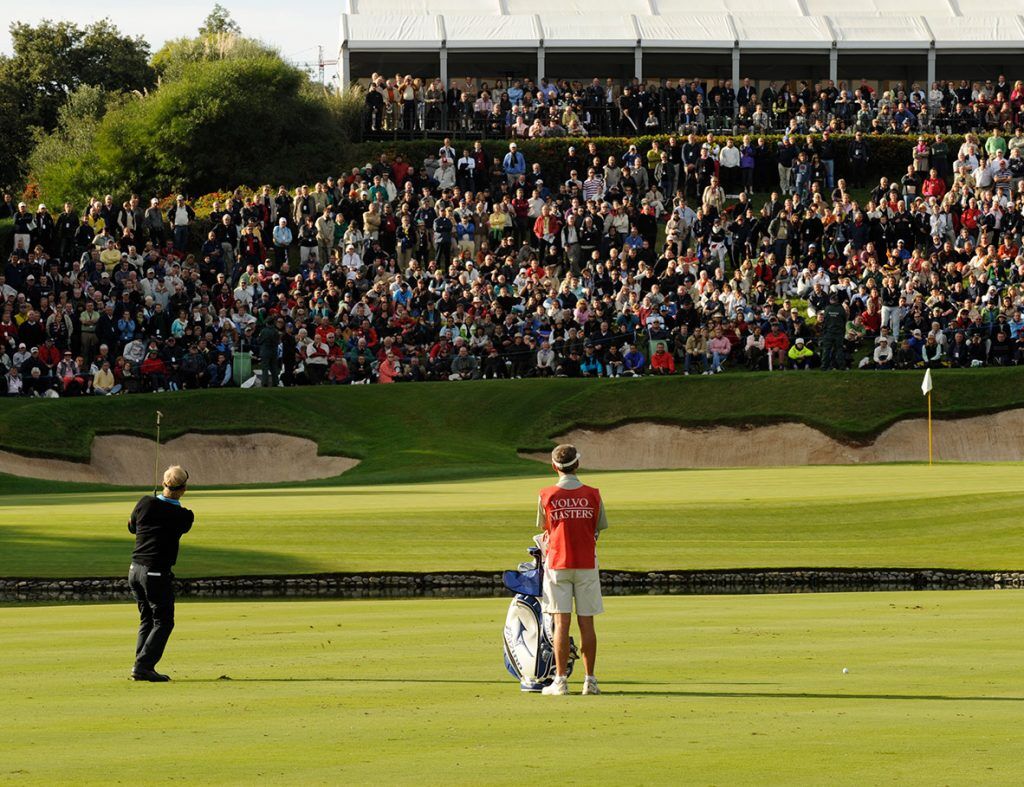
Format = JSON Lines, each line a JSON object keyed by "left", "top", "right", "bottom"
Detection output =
{"left": 502, "top": 537, "right": 577, "bottom": 692}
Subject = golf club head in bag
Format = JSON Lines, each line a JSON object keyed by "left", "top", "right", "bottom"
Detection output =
{"left": 502, "top": 538, "right": 578, "bottom": 692}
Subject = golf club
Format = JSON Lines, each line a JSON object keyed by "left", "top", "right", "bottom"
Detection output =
{"left": 153, "top": 411, "right": 163, "bottom": 496}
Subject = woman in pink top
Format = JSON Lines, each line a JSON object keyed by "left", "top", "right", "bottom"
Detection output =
{"left": 708, "top": 327, "right": 732, "bottom": 374}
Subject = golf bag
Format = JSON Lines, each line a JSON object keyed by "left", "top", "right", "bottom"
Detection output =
{"left": 502, "top": 536, "right": 577, "bottom": 692}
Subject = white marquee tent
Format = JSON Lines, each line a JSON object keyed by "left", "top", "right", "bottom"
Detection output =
{"left": 338, "top": 0, "right": 1024, "bottom": 87}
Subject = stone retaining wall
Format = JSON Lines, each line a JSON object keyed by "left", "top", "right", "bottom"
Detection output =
{"left": 2, "top": 569, "right": 1023, "bottom": 602}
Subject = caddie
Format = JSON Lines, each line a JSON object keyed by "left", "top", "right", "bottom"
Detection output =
{"left": 537, "top": 444, "right": 609, "bottom": 695}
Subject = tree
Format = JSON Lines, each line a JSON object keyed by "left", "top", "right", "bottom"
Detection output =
{"left": 29, "top": 86, "right": 111, "bottom": 203}
{"left": 151, "top": 32, "right": 277, "bottom": 83}
{"left": 0, "top": 59, "right": 29, "bottom": 189}
{"left": 199, "top": 4, "right": 242, "bottom": 37}
{"left": 33, "top": 54, "right": 349, "bottom": 203}
{"left": 5, "top": 19, "right": 155, "bottom": 132}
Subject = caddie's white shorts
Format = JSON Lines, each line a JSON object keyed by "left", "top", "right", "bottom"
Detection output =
{"left": 542, "top": 568, "right": 604, "bottom": 616}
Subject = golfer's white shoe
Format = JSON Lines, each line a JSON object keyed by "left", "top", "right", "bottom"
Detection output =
{"left": 541, "top": 676, "right": 569, "bottom": 695}
{"left": 582, "top": 676, "right": 601, "bottom": 695}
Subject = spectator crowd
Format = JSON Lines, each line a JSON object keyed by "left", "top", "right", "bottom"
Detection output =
{"left": 5, "top": 110, "right": 1024, "bottom": 395}
{"left": 364, "top": 74, "right": 1024, "bottom": 138}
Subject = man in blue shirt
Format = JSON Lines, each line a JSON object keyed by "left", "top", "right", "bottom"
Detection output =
{"left": 503, "top": 143, "right": 526, "bottom": 186}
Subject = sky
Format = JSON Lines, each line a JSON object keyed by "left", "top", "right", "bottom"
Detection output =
{"left": 0, "top": 1, "right": 339, "bottom": 75}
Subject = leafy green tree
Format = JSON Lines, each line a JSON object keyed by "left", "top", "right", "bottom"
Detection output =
{"left": 5, "top": 19, "right": 154, "bottom": 132}
{"left": 151, "top": 31, "right": 278, "bottom": 83}
{"left": 29, "top": 86, "right": 112, "bottom": 204}
{"left": 34, "top": 54, "right": 348, "bottom": 202}
{"left": 0, "top": 59, "right": 29, "bottom": 189}
{"left": 199, "top": 4, "right": 242, "bottom": 36}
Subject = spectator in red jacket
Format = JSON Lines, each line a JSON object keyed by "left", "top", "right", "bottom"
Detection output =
{"left": 532, "top": 205, "right": 562, "bottom": 259}
{"left": 37, "top": 337, "right": 61, "bottom": 372}
{"left": 921, "top": 168, "right": 946, "bottom": 199}
{"left": 650, "top": 342, "right": 676, "bottom": 375}
{"left": 140, "top": 349, "right": 170, "bottom": 392}
{"left": 764, "top": 323, "right": 791, "bottom": 371}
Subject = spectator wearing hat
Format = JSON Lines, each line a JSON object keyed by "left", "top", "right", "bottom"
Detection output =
{"left": 167, "top": 196, "right": 195, "bottom": 253}
{"left": 503, "top": 143, "right": 526, "bottom": 186}
{"left": 788, "top": 337, "right": 814, "bottom": 369}
{"left": 872, "top": 337, "right": 894, "bottom": 370}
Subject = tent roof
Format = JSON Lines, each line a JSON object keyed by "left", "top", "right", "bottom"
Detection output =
{"left": 444, "top": 14, "right": 540, "bottom": 48}
{"left": 829, "top": 14, "right": 932, "bottom": 48}
{"left": 634, "top": 14, "right": 734, "bottom": 48}
{"left": 340, "top": 3, "right": 1024, "bottom": 51}
{"left": 732, "top": 15, "right": 833, "bottom": 48}
{"left": 926, "top": 15, "right": 1024, "bottom": 47}
{"left": 540, "top": 14, "right": 640, "bottom": 48}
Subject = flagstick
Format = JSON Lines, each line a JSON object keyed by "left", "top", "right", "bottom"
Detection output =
{"left": 927, "top": 390, "right": 933, "bottom": 467}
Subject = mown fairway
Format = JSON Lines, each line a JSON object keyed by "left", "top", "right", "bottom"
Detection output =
{"left": 3, "top": 464, "right": 1024, "bottom": 577}
{"left": 1, "top": 592, "right": 1020, "bottom": 784}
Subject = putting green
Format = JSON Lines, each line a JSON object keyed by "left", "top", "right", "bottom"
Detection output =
{"left": 1, "top": 592, "right": 1020, "bottom": 783}
{"left": 3, "top": 464, "right": 1024, "bottom": 578}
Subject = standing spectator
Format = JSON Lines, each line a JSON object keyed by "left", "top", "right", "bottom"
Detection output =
{"left": 167, "top": 195, "right": 195, "bottom": 252}
{"left": 503, "top": 143, "right": 526, "bottom": 186}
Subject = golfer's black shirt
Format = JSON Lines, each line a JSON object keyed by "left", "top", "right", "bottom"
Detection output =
{"left": 129, "top": 495, "right": 194, "bottom": 571}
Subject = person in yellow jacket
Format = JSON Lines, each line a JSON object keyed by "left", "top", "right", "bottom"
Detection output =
{"left": 787, "top": 336, "right": 814, "bottom": 370}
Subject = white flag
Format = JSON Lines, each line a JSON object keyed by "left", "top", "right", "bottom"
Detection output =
{"left": 921, "top": 368, "right": 933, "bottom": 396}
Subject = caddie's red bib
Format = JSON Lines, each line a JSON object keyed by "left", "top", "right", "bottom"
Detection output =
{"left": 540, "top": 484, "right": 602, "bottom": 570}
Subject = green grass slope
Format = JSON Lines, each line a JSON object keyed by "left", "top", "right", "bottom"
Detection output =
{"left": 2, "top": 593, "right": 1020, "bottom": 784}
{"left": 1, "top": 369, "right": 1023, "bottom": 489}
{"left": 5, "top": 465, "right": 1024, "bottom": 577}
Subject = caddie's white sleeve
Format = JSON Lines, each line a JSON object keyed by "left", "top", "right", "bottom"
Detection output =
{"left": 536, "top": 495, "right": 544, "bottom": 529}
{"left": 596, "top": 500, "right": 609, "bottom": 533}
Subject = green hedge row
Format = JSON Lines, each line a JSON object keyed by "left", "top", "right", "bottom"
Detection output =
{"left": 341, "top": 133, "right": 966, "bottom": 189}
{"left": 0, "top": 219, "right": 12, "bottom": 255}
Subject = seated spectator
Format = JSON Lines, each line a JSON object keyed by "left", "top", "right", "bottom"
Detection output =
{"left": 788, "top": 337, "right": 814, "bottom": 369}
{"left": 649, "top": 342, "right": 675, "bottom": 375}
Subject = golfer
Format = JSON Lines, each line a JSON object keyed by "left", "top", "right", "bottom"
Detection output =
{"left": 538, "top": 444, "right": 608, "bottom": 695}
{"left": 127, "top": 465, "right": 194, "bottom": 682}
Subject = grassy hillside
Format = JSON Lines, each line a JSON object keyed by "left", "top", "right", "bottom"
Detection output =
{"left": 1, "top": 369, "right": 1023, "bottom": 489}
{"left": 4, "top": 465, "right": 1024, "bottom": 577}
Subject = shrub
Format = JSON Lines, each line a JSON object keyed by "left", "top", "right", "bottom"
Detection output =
{"left": 32, "top": 55, "right": 350, "bottom": 205}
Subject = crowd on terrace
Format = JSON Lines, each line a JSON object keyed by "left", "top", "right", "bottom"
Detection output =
{"left": 4, "top": 75, "right": 1024, "bottom": 394}
{"left": 364, "top": 75, "right": 1024, "bottom": 137}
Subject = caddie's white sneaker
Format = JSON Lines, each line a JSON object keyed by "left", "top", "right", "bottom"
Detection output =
{"left": 541, "top": 676, "right": 569, "bottom": 695}
{"left": 582, "top": 676, "right": 601, "bottom": 695}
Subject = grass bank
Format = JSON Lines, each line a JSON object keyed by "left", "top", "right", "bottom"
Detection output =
{"left": 4, "top": 465, "right": 1024, "bottom": 577}
{"left": 1, "top": 369, "right": 1023, "bottom": 489}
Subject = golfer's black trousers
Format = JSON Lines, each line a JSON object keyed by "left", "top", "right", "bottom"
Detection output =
{"left": 128, "top": 562, "right": 175, "bottom": 670}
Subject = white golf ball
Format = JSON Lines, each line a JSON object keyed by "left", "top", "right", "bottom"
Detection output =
{"left": 842, "top": 668, "right": 849, "bottom": 674}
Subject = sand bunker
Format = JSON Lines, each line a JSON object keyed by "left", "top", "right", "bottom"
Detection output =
{"left": 523, "top": 409, "right": 1024, "bottom": 469}
{"left": 0, "top": 433, "right": 358, "bottom": 486}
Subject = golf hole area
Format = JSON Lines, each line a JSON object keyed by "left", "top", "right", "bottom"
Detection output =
{"left": 522, "top": 409, "right": 1024, "bottom": 469}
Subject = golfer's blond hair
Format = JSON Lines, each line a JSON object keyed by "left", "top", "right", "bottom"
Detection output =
{"left": 163, "top": 465, "right": 188, "bottom": 490}
{"left": 551, "top": 444, "right": 580, "bottom": 473}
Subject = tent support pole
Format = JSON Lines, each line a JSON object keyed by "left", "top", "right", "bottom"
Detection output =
{"left": 927, "top": 46, "right": 936, "bottom": 117}
{"left": 829, "top": 45, "right": 837, "bottom": 85}
{"left": 731, "top": 46, "right": 740, "bottom": 94}
{"left": 634, "top": 45, "right": 643, "bottom": 82}
{"left": 537, "top": 44, "right": 545, "bottom": 85}
{"left": 439, "top": 45, "right": 448, "bottom": 95}
{"left": 340, "top": 44, "right": 350, "bottom": 88}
